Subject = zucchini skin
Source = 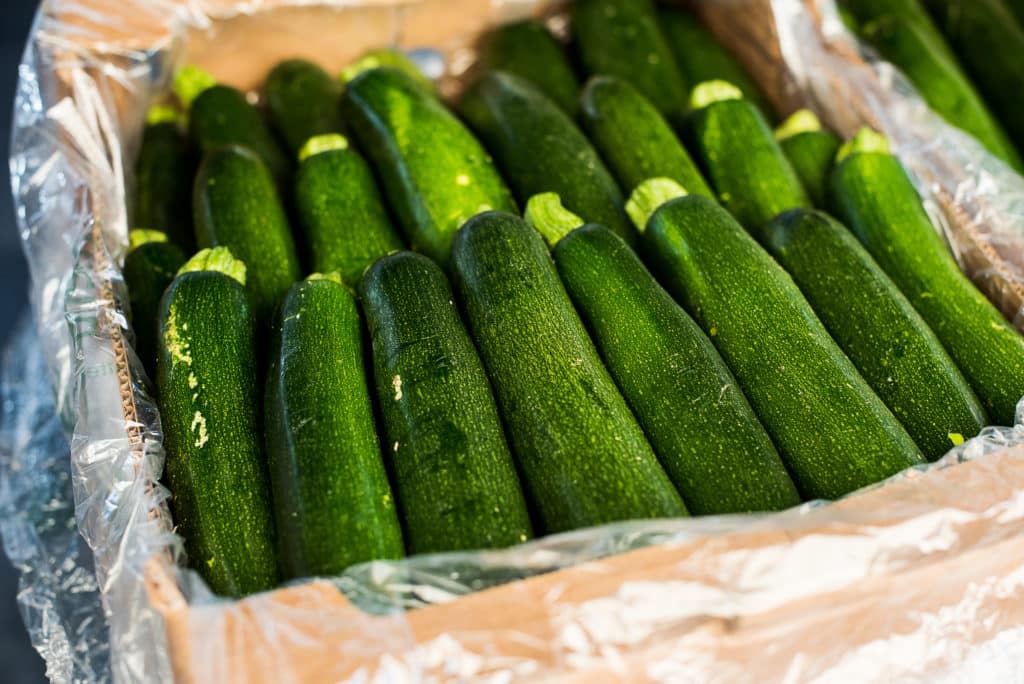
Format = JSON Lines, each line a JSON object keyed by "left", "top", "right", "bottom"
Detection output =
{"left": 659, "top": 7, "right": 772, "bottom": 118}
{"left": 341, "top": 67, "right": 516, "bottom": 266}
{"left": 360, "top": 252, "right": 533, "bottom": 553}
{"left": 451, "top": 212, "right": 687, "bottom": 532}
{"left": 766, "top": 209, "right": 987, "bottom": 459}
{"left": 859, "top": 14, "right": 1022, "bottom": 170}
{"left": 479, "top": 20, "right": 580, "bottom": 115}
{"left": 830, "top": 151, "right": 1024, "bottom": 426}
{"left": 124, "top": 239, "right": 187, "bottom": 380}
{"left": 779, "top": 130, "right": 841, "bottom": 208}
{"left": 571, "top": 0, "right": 688, "bottom": 122}
{"left": 922, "top": 0, "right": 1024, "bottom": 151}
{"left": 688, "top": 97, "right": 810, "bottom": 237}
{"left": 553, "top": 224, "right": 801, "bottom": 514}
{"left": 158, "top": 271, "right": 278, "bottom": 596}
{"left": 294, "top": 144, "right": 404, "bottom": 288}
{"left": 188, "top": 84, "right": 291, "bottom": 188}
{"left": 580, "top": 76, "right": 712, "bottom": 198}
{"left": 134, "top": 122, "right": 196, "bottom": 250}
{"left": 193, "top": 145, "right": 301, "bottom": 323}
{"left": 643, "top": 196, "right": 926, "bottom": 500}
{"left": 265, "top": 59, "right": 344, "bottom": 157}
{"left": 460, "top": 71, "right": 634, "bottom": 244}
{"left": 265, "top": 278, "right": 404, "bottom": 579}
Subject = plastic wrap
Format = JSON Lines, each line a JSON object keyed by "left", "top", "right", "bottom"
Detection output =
{"left": 3, "top": 0, "right": 1024, "bottom": 682}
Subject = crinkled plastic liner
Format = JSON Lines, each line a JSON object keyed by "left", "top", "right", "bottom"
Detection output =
{"left": 2, "top": 0, "right": 1024, "bottom": 682}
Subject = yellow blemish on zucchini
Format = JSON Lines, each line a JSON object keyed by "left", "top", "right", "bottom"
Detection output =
{"left": 709, "top": 326, "right": 718, "bottom": 337}
{"left": 206, "top": 556, "right": 215, "bottom": 568}
{"left": 188, "top": 373, "right": 198, "bottom": 390}
{"left": 456, "top": 174, "right": 471, "bottom": 186}
{"left": 392, "top": 375, "right": 403, "bottom": 401}
{"left": 393, "top": 441, "right": 400, "bottom": 453}
{"left": 191, "top": 411, "right": 209, "bottom": 448}
{"left": 164, "top": 306, "right": 192, "bottom": 365}
{"left": 948, "top": 432, "right": 965, "bottom": 446}
{"left": 520, "top": 534, "right": 528, "bottom": 542}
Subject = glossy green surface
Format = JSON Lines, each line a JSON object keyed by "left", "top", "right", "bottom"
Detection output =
{"left": 479, "top": 20, "right": 580, "bottom": 115}
{"left": 779, "top": 130, "right": 841, "bottom": 208}
{"left": 265, "top": 59, "right": 344, "bottom": 156}
{"left": 124, "top": 237, "right": 187, "bottom": 380}
{"left": 134, "top": 121, "right": 196, "bottom": 250}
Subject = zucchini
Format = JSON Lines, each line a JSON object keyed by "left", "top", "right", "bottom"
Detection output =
{"left": 340, "top": 49, "right": 435, "bottom": 92}
{"left": 175, "top": 66, "right": 291, "bottom": 189}
{"left": 459, "top": 71, "right": 634, "bottom": 244}
{"left": 526, "top": 194, "right": 800, "bottom": 514}
{"left": 687, "top": 81, "right": 810, "bottom": 238}
{"left": 1006, "top": 0, "right": 1024, "bottom": 26}
{"left": 360, "top": 252, "right": 533, "bottom": 552}
{"left": 775, "top": 110, "right": 841, "bottom": 208}
{"left": 765, "top": 208, "right": 987, "bottom": 459}
{"left": 450, "top": 211, "right": 687, "bottom": 532}
{"left": 859, "top": 13, "right": 1023, "bottom": 170}
{"left": 265, "top": 274, "right": 403, "bottom": 579}
{"left": 479, "top": 20, "right": 580, "bottom": 115}
{"left": 342, "top": 67, "right": 516, "bottom": 265}
{"left": 265, "top": 59, "right": 344, "bottom": 157}
{"left": 193, "top": 145, "right": 301, "bottom": 323}
{"left": 124, "top": 229, "right": 187, "bottom": 380}
{"left": 829, "top": 131, "right": 1024, "bottom": 426}
{"left": 580, "top": 75, "right": 712, "bottom": 198}
{"left": 294, "top": 134, "right": 404, "bottom": 287}
{"left": 632, "top": 180, "right": 926, "bottom": 500}
{"left": 922, "top": 0, "right": 1024, "bottom": 150}
{"left": 659, "top": 7, "right": 772, "bottom": 118}
{"left": 134, "top": 106, "right": 196, "bottom": 250}
{"left": 157, "top": 248, "right": 278, "bottom": 596}
{"left": 571, "top": 0, "right": 688, "bottom": 122}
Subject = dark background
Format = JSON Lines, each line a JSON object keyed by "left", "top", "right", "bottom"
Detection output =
{"left": 2, "top": 0, "right": 54, "bottom": 681}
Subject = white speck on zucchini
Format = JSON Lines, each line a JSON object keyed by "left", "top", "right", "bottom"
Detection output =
{"left": 392, "top": 375, "right": 403, "bottom": 401}
{"left": 164, "top": 306, "right": 192, "bottom": 365}
{"left": 191, "top": 411, "right": 209, "bottom": 448}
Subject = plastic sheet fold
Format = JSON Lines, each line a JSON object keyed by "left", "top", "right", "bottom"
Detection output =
{"left": 3, "top": 0, "right": 1024, "bottom": 682}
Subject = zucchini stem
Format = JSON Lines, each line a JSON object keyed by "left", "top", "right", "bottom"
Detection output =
{"left": 146, "top": 104, "right": 186, "bottom": 129}
{"left": 775, "top": 109, "right": 823, "bottom": 141}
{"left": 298, "top": 133, "right": 350, "bottom": 163}
{"left": 306, "top": 272, "right": 344, "bottom": 285}
{"left": 173, "top": 65, "right": 218, "bottom": 110}
{"left": 524, "top": 193, "right": 585, "bottom": 248}
{"left": 128, "top": 229, "right": 169, "bottom": 251}
{"left": 689, "top": 80, "right": 743, "bottom": 110}
{"left": 837, "top": 127, "right": 891, "bottom": 163}
{"left": 626, "top": 178, "right": 688, "bottom": 232}
{"left": 178, "top": 247, "right": 247, "bottom": 286}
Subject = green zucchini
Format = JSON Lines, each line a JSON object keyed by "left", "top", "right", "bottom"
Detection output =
{"left": 340, "top": 49, "right": 435, "bottom": 92}
{"left": 571, "top": 0, "right": 688, "bottom": 122}
{"left": 829, "top": 131, "right": 1024, "bottom": 426}
{"left": 134, "top": 106, "right": 196, "bottom": 250}
{"left": 580, "top": 75, "right": 712, "bottom": 198}
{"left": 859, "top": 13, "right": 1023, "bottom": 170}
{"left": 687, "top": 81, "right": 810, "bottom": 238}
{"left": 765, "top": 208, "right": 987, "bottom": 459}
{"left": 450, "top": 211, "right": 687, "bottom": 532}
{"left": 1005, "top": 0, "right": 1024, "bottom": 26}
{"left": 360, "top": 252, "right": 533, "bottom": 553}
{"left": 659, "top": 7, "right": 772, "bottom": 118}
{"left": 294, "top": 134, "right": 404, "bottom": 287}
{"left": 775, "top": 110, "right": 842, "bottom": 208}
{"left": 193, "top": 145, "right": 301, "bottom": 323}
{"left": 459, "top": 71, "right": 634, "bottom": 244}
{"left": 124, "top": 229, "right": 187, "bottom": 380}
{"left": 175, "top": 66, "right": 291, "bottom": 189}
{"left": 922, "top": 0, "right": 1024, "bottom": 150}
{"left": 265, "top": 59, "right": 344, "bottom": 157}
{"left": 157, "top": 248, "right": 278, "bottom": 596}
{"left": 631, "top": 180, "right": 926, "bottom": 500}
{"left": 265, "top": 274, "right": 403, "bottom": 579}
{"left": 526, "top": 194, "right": 800, "bottom": 514}
{"left": 479, "top": 20, "right": 579, "bottom": 115}
{"left": 341, "top": 67, "right": 516, "bottom": 265}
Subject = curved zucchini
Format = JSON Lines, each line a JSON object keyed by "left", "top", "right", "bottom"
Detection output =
{"left": 775, "top": 110, "right": 842, "bottom": 208}
{"left": 459, "top": 71, "right": 634, "bottom": 243}
{"left": 265, "top": 275, "right": 404, "bottom": 579}
{"left": 829, "top": 132, "right": 1024, "bottom": 425}
{"left": 265, "top": 59, "right": 344, "bottom": 157}
{"left": 294, "top": 134, "right": 404, "bottom": 287}
{"left": 451, "top": 211, "right": 687, "bottom": 532}
{"left": 134, "top": 107, "right": 196, "bottom": 250}
{"left": 157, "top": 248, "right": 278, "bottom": 596}
{"left": 580, "top": 75, "right": 712, "bottom": 198}
{"left": 479, "top": 20, "right": 579, "bottom": 115}
{"left": 360, "top": 252, "right": 533, "bottom": 553}
{"left": 193, "top": 145, "right": 301, "bottom": 323}
{"left": 765, "top": 208, "right": 987, "bottom": 459}
{"left": 527, "top": 194, "right": 800, "bottom": 514}
{"left": 124, "top": 229, "right": 187, "bottom": 380}
{"left": 632, "top": 181, "right": 926, "bottom": 500}
{"left": 342, "top": 67, "right": 516, "bottom": 265}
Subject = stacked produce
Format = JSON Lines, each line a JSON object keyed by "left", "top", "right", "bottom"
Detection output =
{"left": 124, "top": 0, "right": 1024, "bottom": 597}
